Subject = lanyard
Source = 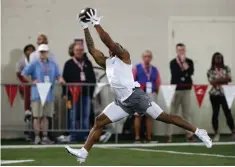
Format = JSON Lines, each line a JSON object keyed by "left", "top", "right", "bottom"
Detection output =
{"left": 73, "top": 57, "right": 85, "bottom": 71}
{"left": 39, "top": 60, "right": 50, "bottom": 74}
{"left": 142, "top": 64, "right": 152, "bottom": 81}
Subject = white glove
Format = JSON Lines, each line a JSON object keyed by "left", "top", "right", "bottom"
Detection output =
{"left": 86, "top": 9, "right": 103, "bottom": 26}
{"left": 77, "top": 14, "right": 89, "bottom": 29}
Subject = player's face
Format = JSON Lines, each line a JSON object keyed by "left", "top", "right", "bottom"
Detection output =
{"left": 142, "top": 52, "right": 152, "bottom": 64}
{"left": 176, "top": 46, "right": 186, "bottom": 57}
{"left": 73, "top": 44, "right": 84, "bottom": 59}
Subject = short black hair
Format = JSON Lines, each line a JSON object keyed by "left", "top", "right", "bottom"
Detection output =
{"left": 176, "top": 43, "right": 185, "bottom": 48}
{"left": 23, "top": 44, "right": 36, "bottom": 53}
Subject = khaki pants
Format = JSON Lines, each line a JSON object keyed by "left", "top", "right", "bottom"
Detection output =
{"left": 167, "top": 90, "right": 192, "bottom": 136}
{"left": 31, "top": 101, "right": 54, "bottom": 118}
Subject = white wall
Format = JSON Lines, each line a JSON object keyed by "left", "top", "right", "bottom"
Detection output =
{"left": 1, "top": 0, "right": 235, "bottom": 138}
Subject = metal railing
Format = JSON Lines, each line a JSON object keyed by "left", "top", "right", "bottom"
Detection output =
{"left": 1, "top": 82, "right": 121, "bottom": 142}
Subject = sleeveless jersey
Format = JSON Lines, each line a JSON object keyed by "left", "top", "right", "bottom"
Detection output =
{"left": 106, "top": 56, "right": 140, "bottom": 101}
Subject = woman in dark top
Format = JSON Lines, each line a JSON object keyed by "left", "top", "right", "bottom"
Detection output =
{"left": 207, "top": 52, "right": 235, "bottom": 142}
{"left": 63, "top": 42, "right": 96, "bottom": 141}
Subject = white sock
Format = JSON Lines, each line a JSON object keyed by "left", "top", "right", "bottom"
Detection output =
{"left": 194, "top": 128, "right": 199, "bottom": 135}
{"left": 81, "top": 147, "right": 88, "bottom": 156}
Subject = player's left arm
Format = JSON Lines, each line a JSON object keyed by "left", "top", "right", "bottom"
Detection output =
{"left": 94, "top": 25, "right": 130, "bottom": 63}
{"left": 86, "top": 9, "right": 130, "bottom": 64}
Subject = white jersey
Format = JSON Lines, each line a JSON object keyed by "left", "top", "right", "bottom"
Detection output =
{"left": 106, "top": 56, "right": 140, "bottom": 101}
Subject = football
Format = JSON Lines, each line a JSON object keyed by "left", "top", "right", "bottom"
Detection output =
{"left": 78, "top": 7, "right": 95, "bottom": 23}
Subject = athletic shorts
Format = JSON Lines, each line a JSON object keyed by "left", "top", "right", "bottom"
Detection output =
{"left": 102, "top": 88, "right": 163, "bottom": 122}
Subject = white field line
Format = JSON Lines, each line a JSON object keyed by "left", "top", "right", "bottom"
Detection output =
{"left": 1, "top": 160, "right": 34, "bottom": 164}
{"left": 129, "top": 148, "right": 235, "bottom": 159}
{"left": 1, "top": 142, "right": 235, "bottom": 149}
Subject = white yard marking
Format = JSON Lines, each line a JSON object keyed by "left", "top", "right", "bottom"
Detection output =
{"left": 129, "top": 148, "right": 235, "bottom": 159}
{"left": 1, "top": 142, "right": 235, "bottom": 149}
{"left": 1, "top": 160, "right": 34, "bottom": 164}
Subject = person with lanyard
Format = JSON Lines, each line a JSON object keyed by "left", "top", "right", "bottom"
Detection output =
{"left": 168, "top": 43, "right": 195, "bottom": 143}
{"left": 22, "top": 44, "right": 65, "bottom": 144}
{"left": 132, "top": 50, "right": 161, "bottom": 143}
{"left": 207, "top": 52, "right": 235, "bottom": 142}
{"left": 62, "top": 42, "right": 96, "bottom": 142}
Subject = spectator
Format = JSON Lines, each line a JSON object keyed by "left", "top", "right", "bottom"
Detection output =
{"left": 16, "top": 44, "right": 36, "bottom": 141}
{"left": 16, "top": 44, "right": 36, "bottom": 118}
{"left": 62, "top": 42, "right": 96, "bottom": 141}
{"left": 207, "top": 52, "right": 235, "bottom": 141}
{"left": 22, "top": 44, "right": 64, "bottom": 144}
{"left": 133, "top": 50, "right": 161, "bottom": 143}
{"left": 29, "top": 34, "right": 55, "bottom": 62}
{"left": 168, "top": 43, "right": 194, "bottom": 142}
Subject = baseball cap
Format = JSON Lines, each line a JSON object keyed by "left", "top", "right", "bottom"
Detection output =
{"left": 38, "top": 44, "right": 49, "bottom": 52}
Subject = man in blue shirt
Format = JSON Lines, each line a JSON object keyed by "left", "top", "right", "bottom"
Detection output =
{"left": 22, "top": 44, "right": 64, "bottom": 144}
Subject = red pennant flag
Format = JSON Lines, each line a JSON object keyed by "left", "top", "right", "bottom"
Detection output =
{"left": 69, "top": 85, "right": 81, "bottom": 104}
{"left": 193, "top": 85, "right": 208, "bottom": 108}
{"left": 5, "top": 85, "right": 18, "bottom": 108}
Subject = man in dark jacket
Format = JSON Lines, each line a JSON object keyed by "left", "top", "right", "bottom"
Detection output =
{"left": 167, "top": 43, "right": 194, "bottom": 142}
{"left": 62, "top": 42, "right": 96, "bottom": 141}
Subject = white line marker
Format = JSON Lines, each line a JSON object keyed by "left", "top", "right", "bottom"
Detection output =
{"left": 129, "top": 148, "right": 235, "bottom": 159}
{"left": 1, "top": 142, "right": 235, "bottom": 149}
{"left": 1, "top": 160, "right": 34, "bottom": 164}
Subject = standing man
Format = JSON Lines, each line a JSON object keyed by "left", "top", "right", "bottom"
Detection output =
{"left": 168, "top": 43, "right": 194, "bottom": 143}
{"left": 133, "top": 50, "right": 161, "bottom": 143}
{"left": 29, "top": 34, "right": 55, "bottom": 63}
{"left": 22, "top": 44, "right": 65, "bottom": 144}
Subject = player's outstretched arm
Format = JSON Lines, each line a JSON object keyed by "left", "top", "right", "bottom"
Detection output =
{"left": 86, "top": 9, "right": 131, "bottom": 64}
{"left": 84, "top": 28, "right": 107, "bottom": 69}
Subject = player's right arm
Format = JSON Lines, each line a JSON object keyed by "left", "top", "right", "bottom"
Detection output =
{"left": 84, "top": 28, "right": 107, "bottom": 69}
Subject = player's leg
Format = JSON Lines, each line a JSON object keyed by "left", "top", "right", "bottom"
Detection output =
{"left": 146, "top": 102, "right": 212, "bottom": 148}
{"left": 65, "top": 102, "right": 129, "bottom": 163}
{"left": 145, "top": 116, "right": 152, "bottom": 142}
{"left": 134, "top": 113, "right": 141, "bottom": 142}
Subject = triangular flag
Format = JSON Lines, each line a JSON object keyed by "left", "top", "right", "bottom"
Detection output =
{"left": 193, "top": 85, "right": 208, "bottom": 108}
{"left": 5, "top": 85, "right": 18, "bottom": 108}
{"left": 222, "top": 85, "right": 235, "bottom": 109}
{"left": 69, "top": 85, "right": 81, "bottom": 104}
{"left": 161, "top": 85, "right": 176, "bottom": 108}
{"left": 93, "top": 83, "right": 109, "bottom": 98}
{"left": 36, "top": 83, "right": 52, "bottom": 106}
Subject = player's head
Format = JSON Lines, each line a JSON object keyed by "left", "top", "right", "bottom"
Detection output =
{"left": 37, "top": 34, "right": 48, "bottom": 46}
{"left": 211, "top": 52, "right": 224, "bottom": 69}
{"left": 69, "top": 42, "right": 84, "bottom": 59}
{"left": 176, "top": 43, "right": 186, "bottom": 57}
{"left": 109, "top": 43, "right": 124, "bottom": 57}
{"left": 142, "top": 50, "right": 152, "bottom": 65}
{"left": 24, "top": 44, "right": 36, "bottom": 57}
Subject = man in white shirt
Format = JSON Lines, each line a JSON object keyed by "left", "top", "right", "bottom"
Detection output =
{"left": 29, "top": 34, "right": 55, "bottom": 62}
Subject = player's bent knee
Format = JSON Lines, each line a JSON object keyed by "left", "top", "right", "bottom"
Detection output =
{"left": 146, "top": 102, "right": 163, "bottom": 119}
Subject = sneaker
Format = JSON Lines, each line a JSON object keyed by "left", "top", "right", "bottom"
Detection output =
{"left": 99, "top": 132, "right": 112, "bottom": 143}
{"left": 134, "top": 139, "right": 141, "bottom": 144}
{"left": 41, "top": 137, "right": 54, "bottom": 144}
{"left": 34, "top": 136, "right": 41, "bottom": 145}
{"left": 213, "top": 133, "right": 220, "bottom": 142}
{"left": 195, "top": 129, "right": 212, "bottom": 148}
{"left": 65, "top": 146, "right": 87, "bottom": 164}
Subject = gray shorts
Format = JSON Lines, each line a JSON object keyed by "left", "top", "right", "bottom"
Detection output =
{"left": 115, "top": 88, "right": 153, "bottom": 115}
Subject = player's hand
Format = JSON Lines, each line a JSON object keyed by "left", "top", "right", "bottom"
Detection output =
{"left": 86, "top": 9, "right": 103, "bottom": 26}
{"left": 77, "top": 14, "right": 89, "bottom": 29}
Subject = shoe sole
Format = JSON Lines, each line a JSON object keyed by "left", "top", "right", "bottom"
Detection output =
{"left": 65, "top": 147, "right": 85, "bottom": 163}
